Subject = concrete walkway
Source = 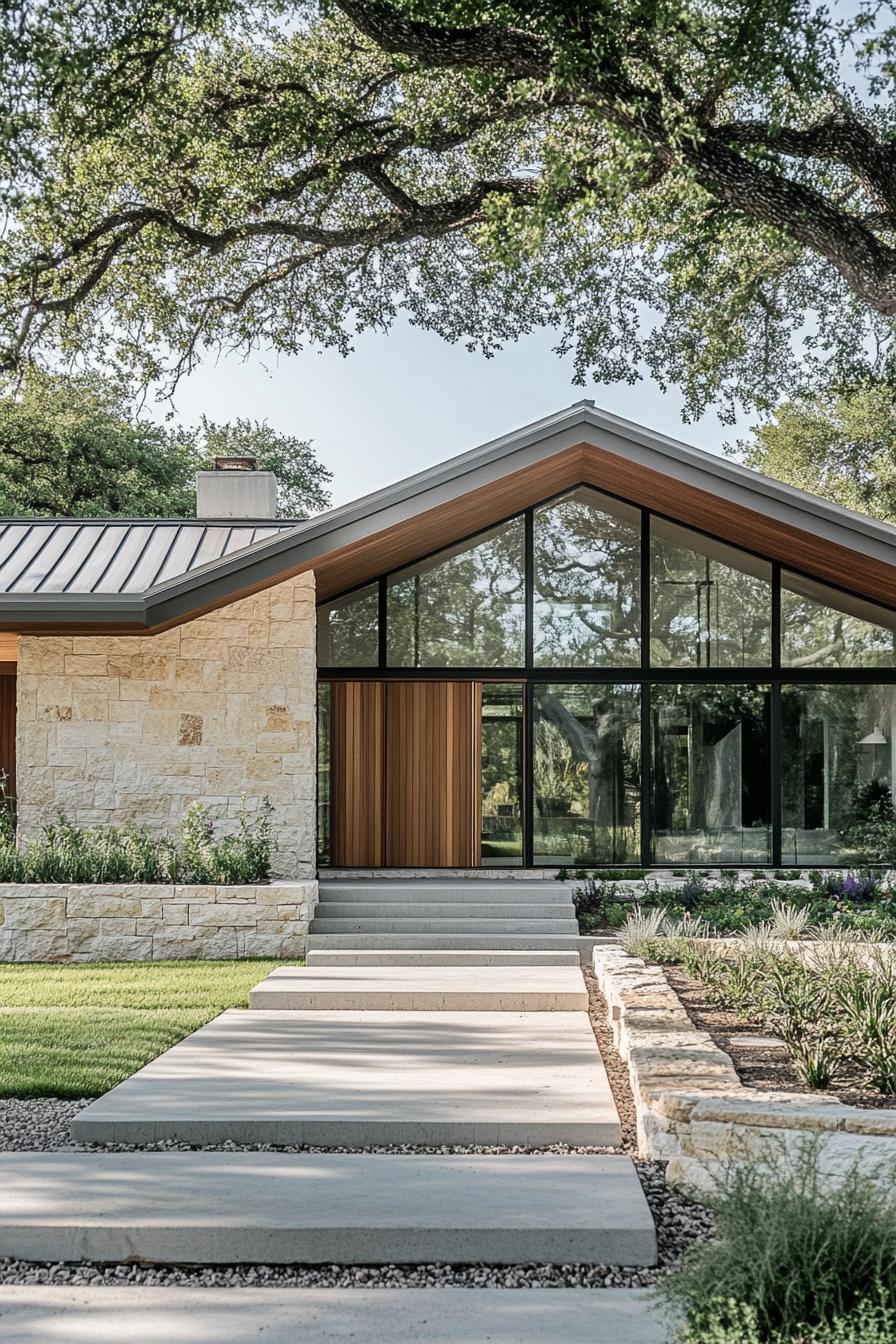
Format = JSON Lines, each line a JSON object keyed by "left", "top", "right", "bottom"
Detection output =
{"left": 0, "top": 1287, "right": 672, "bottom": 1343}
{"left": 71, "top": 1008, "right": 621, "bottom": 1146}
{"left": 248, "top": 964, "right": 588, "bottom": 1010}
{"left": 0, "top": 1152, "right": 656, "bottom": 1266}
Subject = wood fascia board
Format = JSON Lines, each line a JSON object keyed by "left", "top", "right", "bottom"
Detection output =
{"left": 310, "top": 445, "right": 586, "bottom": 602}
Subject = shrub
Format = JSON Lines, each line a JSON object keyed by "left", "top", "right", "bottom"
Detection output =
{"left": 0, "top": 796, "right": 274, "bottom": 884}
{"left": 768, "top": 899, "right": 812, "bottom": 940}
{"left": 618, "top": 904, "right": 666, "bottom": 957}
{"left": 817, "top": 870, "right": 885, "bottom": 901}
{"left": 661, "top": 1142, "right": 896, "bottom": 1343}
{"left": 571, "top": 876, "right": 629, "bottom": 929}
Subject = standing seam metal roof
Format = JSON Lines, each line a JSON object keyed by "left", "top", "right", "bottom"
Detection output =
{"left": 0, "top": 520, "right": 297, "bottom": 595}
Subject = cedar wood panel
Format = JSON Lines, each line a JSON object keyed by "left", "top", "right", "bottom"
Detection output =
{"left": 329, "top": 680, "right": 385, "bottom": 867}
{"left": 385, "top": 681, "right": 481, "bottom": 867}
{"left": 328, "top": 679, "right": 482, "bottom": 867}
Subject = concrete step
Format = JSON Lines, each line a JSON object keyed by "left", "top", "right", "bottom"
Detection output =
{"left": 248, "top": 965, "right": 588, "bottom": 1012}
{"left": 309, "top": 917, "right": 579, "bottom": 934}
{"left": 0, "top": 1287, "right": 671, "bottom": 1343}
{"left": 0, "top": 1152, "right": 656, "bottom": 1267}
{"left": 306, "top": 949, "right": 583, "bottom": 966}
{"left": 319, "top": 881, "right": 574, "bottom": 903}
{"left": 307, "top": 933, "right": 586, "bottom": 950}
{"left": 71, "top": 1009, "right": 620, "bottom": 1147}
{"left": 313, "top": 902, "right": 574, "bottom": 919}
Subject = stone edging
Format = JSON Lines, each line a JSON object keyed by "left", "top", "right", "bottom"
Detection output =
{"left": 0, "top": 881, "right": 318, "bottom": 962}
{"left": 593, "top": 944, "right": 896, "bottom": 1193}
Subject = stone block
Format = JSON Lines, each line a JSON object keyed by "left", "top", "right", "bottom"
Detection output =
{"left": 64, "top": 655, "right": 108, "bottom": 677}
{"left": 0, "top": 929, "right": 69, "bottom": 961}
{"left": 67, "top": 893, "right": 144, "bottom": 919}
{"left": 70, "top": 935, "right": 153, "bottom": 961}
{"left": 2, "top": 897, "right": 66, "bottom": 931}
{"left": 189, "top": 903, "right": 256, "bottom": 928}
{"left": 238, "top": 932, "right": 307, "bottom": 958}
{"left": 153, "top": 929, "right": 238, "bottom": 960}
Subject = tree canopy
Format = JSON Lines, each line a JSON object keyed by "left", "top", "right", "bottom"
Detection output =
{"left": 3, "top": 1, "right": 896, "bottom": 417}
{"left": 741, "top": 381, "right": 896, "bottom": 523}
{"left": 0, "top": 371, "right": 331, "bottom": 517}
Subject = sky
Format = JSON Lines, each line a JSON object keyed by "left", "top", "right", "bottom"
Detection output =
{"left": 155, "top": 319, "right": 757, "bottom": 510}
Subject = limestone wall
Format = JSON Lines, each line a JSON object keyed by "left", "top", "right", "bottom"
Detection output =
{"left": 15, "top": 572, "right": 317, "bottom": 879}
{"left": 0, "top": 881, "right": 317, "bottom": 961}
{"left": 593, "top": 944, "right": 896, "bottom": 1194}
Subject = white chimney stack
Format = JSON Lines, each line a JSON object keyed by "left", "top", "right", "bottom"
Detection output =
{"left": 196, "top": 456, "right": 278, "bottom": 519}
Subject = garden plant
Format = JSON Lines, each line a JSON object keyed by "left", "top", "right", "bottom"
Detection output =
{"left": 661, "top": 1142, "right": 896, "bottom": 1344}
{"left": 0, "top": 794, "right": 274, "bottom": 884}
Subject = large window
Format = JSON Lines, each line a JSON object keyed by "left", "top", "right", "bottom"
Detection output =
{"left": 533, "top": 683, "right": 641, "bottom": 865}
{"left": 317, "top": 583, "right": 379, "bottom": 666}
{"left": 651, "top": 683, "right": 771, "bottom": 865}
{"left": 386, "top": 519, "right": 525, "bottom": 667}
{"left": 533, "top": 488, "right": 640, "bottom": 667}
{"left": 651, "top": 519, "right": 772, "bottom": 667}
{"left": 316, "top": 489, "right": 896, "bottom": 868}
{"left": 782, "top": 684, "right": 896, "bottom": 865}
{"left": 782, "top": 572, "right": 896, "bottom": 668}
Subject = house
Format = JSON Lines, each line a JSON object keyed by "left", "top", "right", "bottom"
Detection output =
{"left": 1, "top": 400, "right": 895, "bottom": 895}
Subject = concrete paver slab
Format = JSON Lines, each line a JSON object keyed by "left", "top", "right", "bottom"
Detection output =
{"left": 0, "top": 1287, "right": 672, "bottom": 1344}
{"left": 0, "top": 1152, "right": 656, "bottom": 1266}
{"left": 71, "top": 1010, "right": 620, "bottom": 1147}
{"left": 305, "top": 950, "right": 583, "bottom": 966}
{"left": 248, "top": 965, "right": 588, "bottom": 1011}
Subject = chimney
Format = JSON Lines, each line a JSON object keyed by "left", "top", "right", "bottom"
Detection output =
{"left": 196, "top": 456, "right": 278, "bottom": 519}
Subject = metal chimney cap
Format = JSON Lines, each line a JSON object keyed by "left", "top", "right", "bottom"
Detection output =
{"left": 213, "top": 455, "right": 257, "bottom": 471}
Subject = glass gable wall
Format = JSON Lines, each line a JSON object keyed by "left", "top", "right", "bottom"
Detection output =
{"left": 318, "top": 492, "right": 896, "bottom": 866}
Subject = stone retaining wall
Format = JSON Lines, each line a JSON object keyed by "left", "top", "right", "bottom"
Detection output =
{"left": 593, "top": 944, "right": 896, "bottom": 1194}
{"left": 0, "top": 881, "right": 318, "bottom": 961}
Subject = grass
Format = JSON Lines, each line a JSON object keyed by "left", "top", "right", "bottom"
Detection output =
{"left": 0, "top": 959, "right": 289, "bottom": 1097}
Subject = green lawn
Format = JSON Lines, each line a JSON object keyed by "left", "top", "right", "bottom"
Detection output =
{"left": 0, "top": 959, "right": 292, "bottom": 1098}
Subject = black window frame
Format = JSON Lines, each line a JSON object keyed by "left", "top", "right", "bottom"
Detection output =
{"left": 316, "top": 485, "right": 896, "bottom": 869}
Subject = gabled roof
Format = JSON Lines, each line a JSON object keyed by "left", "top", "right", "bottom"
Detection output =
{"left": 1, "top": 399, "right": 895, "bottom": 632}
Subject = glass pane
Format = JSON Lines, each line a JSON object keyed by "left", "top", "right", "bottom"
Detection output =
{"left": 480, "top": 684, "right": 524, "bottom": 866}
{"left": 782, "top": 572, "right": 896, "bottom": 667}
{"left": 386, "top": 519, "right": 525, "bottom": 667}
{"left": 651, "top": 683, "right": 771, "bottom": 864}
{"left": 533, "top": 488, "right": 640, "bottom": 667}
{"left": 782, "top": 684, "right": 896, "bottom": 865}
{"left": 316, "top": 682, "right": 331, "bottom": 865}
{"left": 533, "top": 683, "right": 641, "bottom": 865}
{"left": 651, "top": 518, "right": 771, "bottom": 667}
{"left": 317, "top": 584, "right": 379, "bottom": 666}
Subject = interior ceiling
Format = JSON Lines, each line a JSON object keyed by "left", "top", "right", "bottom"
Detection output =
{"left": 311, "top": 442, "right": 896, "bottom": 609}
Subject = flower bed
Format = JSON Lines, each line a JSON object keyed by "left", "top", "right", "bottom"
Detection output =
{"left": 0, "top": 797, "right": 273, "bottom": 885}
{"left": 594, "top": 943, "right": 896, "bottom": 1196}
{"left": 574, "top": 868, "right": 896, "bottom": 937}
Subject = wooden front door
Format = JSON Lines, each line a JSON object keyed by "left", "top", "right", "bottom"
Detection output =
{"left": 326, "top": 679, "right": 481, "bottom": 867}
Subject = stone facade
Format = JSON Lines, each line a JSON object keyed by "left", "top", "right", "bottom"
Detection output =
{"left": 593, "top": 944, "right": 896, "bottom": 1194}
{"left": 15, "top": 572, "right": 317, "bottom": 880}
{"left": 0, "top": 881, "right": 317, "bottom": 961}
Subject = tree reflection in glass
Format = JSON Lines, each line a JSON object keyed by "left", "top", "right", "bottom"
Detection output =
{"left": 387, "top": 519, "right": 525, "bottom": 667}
{"left": 534, "top": 488, "right": 640, "bottom": 666}
{"left": 533, "top": 683, "right": 641, "bottom": 864}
